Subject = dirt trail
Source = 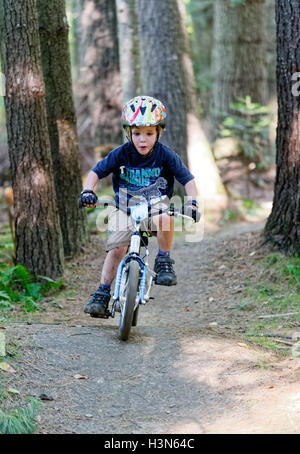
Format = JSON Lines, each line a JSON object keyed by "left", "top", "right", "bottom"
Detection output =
{"left": 7, "top": 223, "right": 300, "bottom": 434}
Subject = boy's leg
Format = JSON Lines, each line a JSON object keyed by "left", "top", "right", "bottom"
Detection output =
{"left": 84, "top": 208, "right": 131, "bottom": 318}
{"left": 100, "top": 246, "right": 128, "bottom": 286}
{"left": 84, "top": 246, "right": 128, "bottom": 318}
{"left": 155, "top": 213, "right": 174, "bottom": 252}
{"left": 152, "top": 213, "right": 177, "bottom": 286}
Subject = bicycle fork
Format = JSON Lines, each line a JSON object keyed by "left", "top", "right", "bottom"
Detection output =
{"left": 111, "top": 254, "right": 155, "bottom": 318}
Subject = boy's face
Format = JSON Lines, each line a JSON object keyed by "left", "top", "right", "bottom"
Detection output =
{"left": 131, "top": 126, "right": 157, "bottom": 155}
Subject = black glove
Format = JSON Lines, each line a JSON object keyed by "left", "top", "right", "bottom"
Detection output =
{"left": 182, "top": 199, "right": 201, "bottom": 223}
{"left": 79, "top": 190, "right": 98, "bottom": 207}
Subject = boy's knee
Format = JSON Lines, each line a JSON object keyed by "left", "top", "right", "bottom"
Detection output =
{"left": 111, "top": 246, "right": 127, "bottom": 258}
{"left": 153, "top": 213, "right": 173, "bottom": 231}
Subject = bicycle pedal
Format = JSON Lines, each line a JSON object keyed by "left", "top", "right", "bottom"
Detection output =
{"left": 90, "top": 310, "right": 111, "bottom": 319}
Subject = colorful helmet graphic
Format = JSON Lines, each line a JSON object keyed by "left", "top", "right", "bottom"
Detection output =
{"left": 122, "top": 96, "right": 167, "bottom": 128}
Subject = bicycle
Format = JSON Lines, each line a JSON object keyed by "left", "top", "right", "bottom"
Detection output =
{"left": 82, "top": 197, "right": 195, "bottom": 341}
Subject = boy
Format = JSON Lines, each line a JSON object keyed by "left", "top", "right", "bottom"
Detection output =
{"left": 80, "top": 96, "right": 200, "bottom": 318}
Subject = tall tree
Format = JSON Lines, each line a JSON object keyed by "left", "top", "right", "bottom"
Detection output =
{"left": 80, "top": 0, "right": 122, "bottom": 148}
{"left": 265, "top": 0, "right": 276, "bottom": 101}
{"left": 36, "top": 0, "right": 88, "bottom": 258}
{"left": 136, "top": 0, "right": 187, "bottom": 167}
{"left": 264, "top": 0, "right": 300, "bottom": 254}
{"left": 116, "top": 0, "right": 140, "bottom": 107}
{"left": 0, "top": 0, "right": 64, "bottom": 278}
{"left": 136, "top": 0, "right": 226, "bottom": 204}
{"left": 211, "top": 0, "right": 267, "bottom": 133}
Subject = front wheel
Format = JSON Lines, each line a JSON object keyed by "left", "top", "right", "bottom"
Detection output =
{"left": 131, "top": 305, "right": 139, "bottom": 327}
{"left": 118, "top": 260, "right": 139, "bottom": 341}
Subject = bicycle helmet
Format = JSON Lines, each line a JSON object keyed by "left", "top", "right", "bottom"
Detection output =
{"left": 122, "top": 95, "right": 166, "bottom": 129}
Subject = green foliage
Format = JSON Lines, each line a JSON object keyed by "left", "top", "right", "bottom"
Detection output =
{"left": 0, "top": 264, "right": 64, "bottom": 314}
{"left": 0, "top": 399, "right": 40, "bottom": 434}
{"left": 243, "top": 253, "right": 300, "bottom": 353}
{"left": 220, "top": 96, "right": 274, "bottom": 168}
{"left": 234, "top": 301, "right": 254, "bottom": 311}
{"left": 219, "top": 209, "right": 237, "bottom": 226}
{"left": 184, "top": 0, "right": 213, "bottom": 113}
{"left": 0, "top": 228, "right": 14, "bottom": 266}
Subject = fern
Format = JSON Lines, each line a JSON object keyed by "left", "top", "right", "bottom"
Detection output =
{"left": 0, "top": 400, "right": 40, "bottom": 434}
{"left": 0, "top": 299, "right": 14, "bottom": 312}
{"left": 0, "top": 265, "right": 64, "bottom": 314}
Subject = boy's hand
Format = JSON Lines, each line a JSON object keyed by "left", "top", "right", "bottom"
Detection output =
{"left": 80, "top": 190, "right": 98, "bottom": 208}
{"left": 182, "top": 200, "right": 201, "bottom": 222}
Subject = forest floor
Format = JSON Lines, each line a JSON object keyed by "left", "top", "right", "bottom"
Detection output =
{"left": 3, "top": 218, "right": 300, "bottom": 434}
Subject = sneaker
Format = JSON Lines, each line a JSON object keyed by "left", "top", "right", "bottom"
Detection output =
{"left": 84, "top": 288, "right": 111, "bottom": 318}
{"left": 154, "top": 255, "right": 177, "bottom": 286}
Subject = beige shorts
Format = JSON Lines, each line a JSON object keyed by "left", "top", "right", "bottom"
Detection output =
{"left": 106, "top": 208, "right": 158, "bottom": 252}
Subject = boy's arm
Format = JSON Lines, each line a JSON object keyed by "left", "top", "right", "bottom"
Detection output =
{"left": 83, "top": 170, "right": 99, "bottom": 192}
{"left": 183, "top": 179, "right": 200, "bottom": 222}
{"left": 184, "top": 179, "right": 197, "bottom": 200}
{"left": 80, "top": 171, "right": 99, "bottom": 208}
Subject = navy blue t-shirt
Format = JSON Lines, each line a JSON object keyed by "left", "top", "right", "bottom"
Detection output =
{"left": 92, "top": 141, "right": 194, "bottom": 204}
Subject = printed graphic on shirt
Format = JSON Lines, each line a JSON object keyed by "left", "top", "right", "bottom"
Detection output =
{"left": 119, "top": 166, "right": 161, "bottom": 187}
{"left": 127, "top": 177, "right": 168, "bottom": 200}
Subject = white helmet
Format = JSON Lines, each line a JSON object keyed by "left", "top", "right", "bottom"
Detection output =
{"left": 122, "top": 95, "right": 166, "bottom": 128}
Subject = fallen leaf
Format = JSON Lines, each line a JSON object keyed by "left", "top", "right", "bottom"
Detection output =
{"left": 0, "top": 362, "right": 16, "bottom": 373}
{"left": 238, "top": 343, "right": 249, "bottom": 349}
{"left": 184, "top": 306, "right": 189, "bottom": 311}
{"left": 267, "top": 385, "right": 274, "bottom": 389}
{"left": 0, "top": 326, "right": 6, "bottom": 330}
{"left": 74, "top": 373, "right": 88, "bottom": 379}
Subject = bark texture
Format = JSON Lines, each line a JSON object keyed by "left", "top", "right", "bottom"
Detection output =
{"left": 211, "top": 0, "right": 267, "bottom": 132}
{"left": 116, "top": 0, "right": 140, "bottom": 107}
{"left": 0, "top": 0, "right": 64, "bottom": 278}
{"left": 136, "top": 0, "right": 225, "bottom": 204}
{"left": 36, "top": 0, "right": 88, "bottom": 258}
{"left": 264, "top": 0, "right": 300, "bottom": 254}
{"left": 265, "top": 0, "right": 276, "bottom": 100}
{"left": 136, "top": 0, "right": 188, "bottom": 168}
{"left": 80, "top": 0, "right": 122, "bottom": 147}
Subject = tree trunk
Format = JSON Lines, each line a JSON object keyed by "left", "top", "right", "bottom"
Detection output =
{"left": 264, "top": 0, "right": 300, "bottom": 255}
{"left": 80, "top": 0, "right": 122, "bottom": 148}
{"left": 36, "top": 0, "right": 88, "bottom": 258}
{"left": 178, "top": 0, "right": 226, "bottom": 206}
{"left": 116, "top": 0, "right": 140, "bottom": 107}
{"left": 0, "top": 0, "right": 64, "bottom": 278}
{"left": 136, "top": 0, "right": 226, "bottom": 205}
{"left": 211, "top": 0, "right": 267, "bottom": 133}
{"left": 265, "top": 0, "right": 276, "bottom": 101}
{"left": 136, "top": 0, "right": 188, "bottom": 169}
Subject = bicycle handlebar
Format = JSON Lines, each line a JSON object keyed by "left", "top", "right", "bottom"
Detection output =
{"left": 79, "top": 198, "right": 195, "bottom": 222}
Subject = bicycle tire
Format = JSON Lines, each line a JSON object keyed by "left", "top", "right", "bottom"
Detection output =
{"left": 131, "top": 305, "right": 139, "bottom": 327}
{"left": 118, "top": 260, "right": 139, "bottom": 341}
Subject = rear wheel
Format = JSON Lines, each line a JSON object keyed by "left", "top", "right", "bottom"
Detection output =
{"left": 118, "top": 260, "right": 139, "bottom": 341}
